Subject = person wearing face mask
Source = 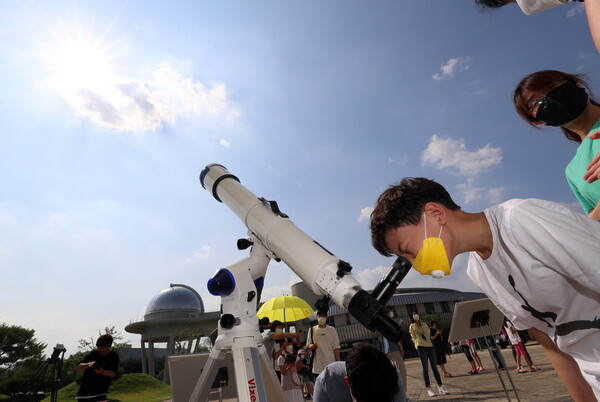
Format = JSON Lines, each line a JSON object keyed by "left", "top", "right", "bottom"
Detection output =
{"left": 263, "top": 320, "right": 301, "bottom": 381}
{"left": 513, "top": 70, "right": 600, "bottom": 221}
{"left": 370, "top": 177, "right": 600, "bottom": 401}
{"left": 277, "top": 343, "right": 304, "bottom": 402}
{"left": 409, "top": 312, "right": 448, "bottom": 397}
{"left": 429, "top": 321, "right": 453, "bottom": 378}
{"left": 306, "top": 311, "right": 341, "bottom": 380}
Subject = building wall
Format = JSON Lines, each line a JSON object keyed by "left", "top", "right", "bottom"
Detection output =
{"left": 291, "top": 283, "right": 486, "bottom": 359}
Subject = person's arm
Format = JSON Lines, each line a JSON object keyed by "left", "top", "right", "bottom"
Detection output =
{"left": 588, "top": 202, "right": 600, "bottom": 221}
{"left": 585, "top": 0, "right": 600, "bottom": 53}
{"left": 431, "top": 329, "right": 440, "bottom": 340}
{"left": 529, "top": 328, "right": 594, "bottom": 401}
{"left": 93, "top": 367, "right": 117, "bottom": 377}
{"left": 408, "top": 324, "right": 417, "bottom": 346}
{"left": 397, "top": 342, "right": 404, "bottom": 356}
{"left": 333, "top": 348, "right": 341, "bottom": 361}
{"left": 75, "top": 362, "right": 95, "bottom": 372}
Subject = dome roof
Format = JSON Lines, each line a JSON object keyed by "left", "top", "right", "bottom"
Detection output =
{"left": 144, "top": 284, "right": 205, "bottom": 320}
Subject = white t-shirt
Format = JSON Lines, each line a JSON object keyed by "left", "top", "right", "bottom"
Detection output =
{"left": 467, "top": 198, "right": 600, "bottom": 399}
{"left": 503, "top": 322, "right": 522, "bottom": 346}
{"left": 306, "top": 325, "right": 340, "bottom": 374}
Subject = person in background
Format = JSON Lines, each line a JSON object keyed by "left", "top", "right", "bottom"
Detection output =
{"left": 75, "top": 334, "right": 119, "bottom": 401}
{"left": 513, "top": 70, "right": 600, "bottom": 220}
{"left": 306, "top": 311, "right": 341, "bottom": 379}
{"left": 383, "top": 307, "right": 410, "bottom": 401}
{"left": 503, "top": 319, "right": 537, "bottom": 373}
{"left": 460, "top": 339, "right": 480, "bottom": 375}
{"left": 313, "top": 343, "right": 405, "bottom": 402}
{"left": 466, "top": 339, "right": 485, "bottom": 372}
{"left": 429, "top": 321, "right": 452, "bottom": 378}
{"left": 297, "top": 348, "right": 313, "bottom": 400}
{"left": 409, "top": 312, "right": 449, "bottom": 397}
{"left": 263, "top": 320, "right": 301, "bottom": 381}
{"left": 277, "top": 342, "right": 304, "bottom": 402}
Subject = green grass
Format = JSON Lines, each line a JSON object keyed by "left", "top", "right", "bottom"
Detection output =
{"left": 42, "top": 373, "right": 172, "bottom": 402}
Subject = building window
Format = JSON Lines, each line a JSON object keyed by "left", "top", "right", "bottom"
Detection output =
{"left": 425, "top": 303, "right": 435, "bottom": 314}
{"left": 406, "top": 304, "right": 417, "bottom": 316}
{"left": 441, "top": 301, "right": 451, "bottom": 313}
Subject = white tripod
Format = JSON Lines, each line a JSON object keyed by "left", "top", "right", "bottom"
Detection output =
{"left": 189, "top": 236, "right": 285, "bottom": 402}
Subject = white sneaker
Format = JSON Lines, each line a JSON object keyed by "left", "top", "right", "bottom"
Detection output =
{"left": 438, "top": 385, "right": 449, "bottom": 395}
{"left": 426, "top": 387, "right": 435, "bottom": 397}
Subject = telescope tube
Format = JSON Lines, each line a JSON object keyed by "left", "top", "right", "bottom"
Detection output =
{"left": 200, "top": 164, "right": 403, "bottom": 342}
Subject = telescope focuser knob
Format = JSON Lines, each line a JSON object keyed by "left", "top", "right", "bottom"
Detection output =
{"left": 237, "top": 238, "right": 253, "bottom": 250}
{"left": 336, "top": 260, "right": 352, "bottom": 278}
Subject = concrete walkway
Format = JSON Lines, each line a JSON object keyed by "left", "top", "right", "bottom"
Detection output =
{"left": 404, "top": 342, "right": 573, "bottom": 401}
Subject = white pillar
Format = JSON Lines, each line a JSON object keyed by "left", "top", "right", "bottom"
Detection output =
{"left": 148, "top": 340, "right": 155, "bottom": 377}
{"left": 141, "top": 339, "right": 147, "bottom": 374}
{"left": 163, "top": 335, "right": 175, "bottom": 384}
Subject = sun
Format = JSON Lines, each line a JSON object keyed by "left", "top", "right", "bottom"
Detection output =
{"left": 40, "top": 21, "right": 122, "bottom": 93}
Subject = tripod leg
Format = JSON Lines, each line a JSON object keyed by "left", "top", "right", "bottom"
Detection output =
{"left": 190, "top": 347, "right": 228, "bottom": 401}
{"left": 258, "top": 344, "right": 285, "bottom": 401}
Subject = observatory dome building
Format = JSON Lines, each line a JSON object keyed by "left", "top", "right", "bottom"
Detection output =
{"left": 125, "top": 284, "right": 220, "bottom": 382}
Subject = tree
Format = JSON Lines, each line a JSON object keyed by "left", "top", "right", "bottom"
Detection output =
{"left": 0, "top": 323, "right": 45, "bottom": 375}
{"left": 77, "top": 326, "right": 128, "bottom": 354}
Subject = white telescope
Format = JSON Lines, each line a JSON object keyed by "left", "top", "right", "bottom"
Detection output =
{"left": 200, "top": 163, "right": 409, "bottom": 342}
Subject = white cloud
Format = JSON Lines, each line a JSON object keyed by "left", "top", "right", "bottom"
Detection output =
{"left": 260, "top": 284, "right": 292, "bottom": 299}
{"left": 51, "top": 63, "right": 239, "bottom": 132}
{"left": 421, "top": 135, "right": 502, "bottom": 177}
{"left": 456, "top": 183, "right": 504, "bottom": 204}
{"left": 185, "top": 245, "right": 212, "bottom": 263}
{"left": 355, "top": 265, "right": 390, "bottom": 290}
{"left": 432, "top": 57, "right": 472, "bottom": 81}
{"left": 566, "top": 3, "right": 585, "bottom": 17}
{"left": 219, "top": 139, "right": 230, "bottom": 147}
{"left": 357, "top": 207, "right": 373, "bottom": 222}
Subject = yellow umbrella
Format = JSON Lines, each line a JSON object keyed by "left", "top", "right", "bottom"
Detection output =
{"left": 257, "top": 295, "right": 314, "bottom": 323}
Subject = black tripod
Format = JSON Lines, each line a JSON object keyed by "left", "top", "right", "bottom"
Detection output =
{"left": 30, "top": 344, "right": 66, "bottom": 402}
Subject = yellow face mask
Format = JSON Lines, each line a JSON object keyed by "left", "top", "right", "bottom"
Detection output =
{"left": 412, "top": 214, "right": 451, "bottom": 279}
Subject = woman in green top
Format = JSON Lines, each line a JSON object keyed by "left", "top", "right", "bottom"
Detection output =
{"left": 409, "top": 312, "right": 448, "bottom": 397}
{"left": 513, "top": 70, "right": 600, "bottom": 220}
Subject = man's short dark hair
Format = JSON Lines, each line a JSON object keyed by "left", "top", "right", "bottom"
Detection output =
{"left": 96, "top": 334, "right": 114, "bottom": 348}
{"left": 346, "top": 343, "right": 399, "bottom": 402}
{"left": 370, "top": 177, "right": 460, "bottom": 256}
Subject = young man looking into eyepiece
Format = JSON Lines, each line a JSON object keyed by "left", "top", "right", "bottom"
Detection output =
{"left": 370, "top": 177, "right": 600, "bottom": 401}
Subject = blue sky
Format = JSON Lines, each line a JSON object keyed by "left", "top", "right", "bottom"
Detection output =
{"left": 1, "top": 1, "right": 598, "bottom": 356}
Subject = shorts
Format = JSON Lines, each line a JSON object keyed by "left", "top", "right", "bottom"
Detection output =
{"left": 513, "top": 342, "right": 526, "bottom": 356}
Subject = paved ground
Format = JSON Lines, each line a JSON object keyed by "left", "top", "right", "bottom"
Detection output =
{"left": 170, "top": 341, "right": 573, "bottom": 401}
{"left": 403, "top": 342, "right": 573, "bottom": 401}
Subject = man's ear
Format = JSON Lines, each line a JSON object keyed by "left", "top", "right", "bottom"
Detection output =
{"left": 344, "top": 375, "right": 351, "bottom": 388}
{"left": 423, "top": 202, "right": 447, "bottom": 225}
